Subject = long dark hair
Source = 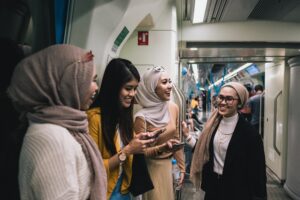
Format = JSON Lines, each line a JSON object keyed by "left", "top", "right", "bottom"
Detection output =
{"left": 91, "top": 58, "right": 140, "bottom": 155}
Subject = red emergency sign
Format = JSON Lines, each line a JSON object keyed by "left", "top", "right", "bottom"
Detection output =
{"left": 138, "top": 31, "right": 149, "bottom": 45}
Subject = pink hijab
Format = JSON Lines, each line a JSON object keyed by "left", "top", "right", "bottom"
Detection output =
{"left": 8, "top": 44, "right": 107, "bottom": 200}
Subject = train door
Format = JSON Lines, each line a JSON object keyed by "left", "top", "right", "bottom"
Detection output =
{"left": 264, "top": 61, "right": 289, "bottom": 181}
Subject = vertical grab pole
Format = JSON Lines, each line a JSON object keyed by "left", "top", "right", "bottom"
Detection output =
{"left": 273, "top": 90, "right": 282, "bottom": 156}
{"left": 259, "top": 91, "right": 265, "bottom": 136}
{"left": 172, "top": 84, "right": 186, "bottom": 142}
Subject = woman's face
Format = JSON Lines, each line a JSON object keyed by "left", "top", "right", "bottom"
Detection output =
{"left": 155, "top": 73, "right": 172, "bottom": 101}
{"left": 119, "top": 78, "right": 139, "bottom": 108}
{"left": 81, "top": 69, "right": 99, "bottom": 110}
{"left": 217, "top": 86, "right": 239, "bottom": 117}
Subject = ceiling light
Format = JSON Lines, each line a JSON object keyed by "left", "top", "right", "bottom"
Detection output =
{"left": 190, "top": 48, "right": 198, "bottom": 51}
{"left": 189, "top": 60, "right": 195, "bottom": 63}
{"left": 191, "top": 64, "right": 199, "bottom": 81}
{"left": 192, "top": 0, "right": 208, "bottom": 23}
{"left": 208, "top": 63, "right": 253, "bottom": 89}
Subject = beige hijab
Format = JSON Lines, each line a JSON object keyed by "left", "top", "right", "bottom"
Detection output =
{"left": 190, "top": 81, "right": 248, "bottom": 189}
{"left": 134, "top": 66, "right": 170, "bottom": 127}
{"left": 7, "top": 44, "right": 107, "bottom": 200}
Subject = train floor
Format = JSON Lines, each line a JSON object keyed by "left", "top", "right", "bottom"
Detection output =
{"left": 177, "top": 168, "right": 292, "bottom": 200}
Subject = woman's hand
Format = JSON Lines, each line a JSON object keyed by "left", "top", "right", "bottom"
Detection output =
{"left": 158, "top": 139, "right": 184, "bottom": 153}
{"left": 177, "top": 172, "right": 185, "bottom": 188}
{"left": 123, "top": 129, "right": 166, "bottom": 155}
{"left": 182, "top": 121, "right": 190, "bottom": 138}
{"left": 139, "top": 128, "right": 166, "bottom": 140}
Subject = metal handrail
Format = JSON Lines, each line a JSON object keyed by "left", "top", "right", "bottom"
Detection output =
{"left": 172, "top": 84, "right": 186, "bottom": 141}
{"left": 273, "top": 90, "right": 282, "bottom": 156}
{"left": 259, "top": 91, "right": 265, "bottom": 136}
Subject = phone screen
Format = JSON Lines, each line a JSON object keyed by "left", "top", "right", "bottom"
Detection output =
{"left": 152, "top": 129, "right": 163, "bottom": 139}
{"left": 173, "top": 142, "right": 185, "bottom": 149}
{"left": 144, "top": 128, "right": 165, "bottom": 140}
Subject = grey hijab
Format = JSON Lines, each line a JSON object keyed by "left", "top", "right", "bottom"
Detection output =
{"left": 8, "top": 44, "right": 107, "bottom": 200}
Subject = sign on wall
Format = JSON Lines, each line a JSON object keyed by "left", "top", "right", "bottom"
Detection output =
{"left": 138, "top": 31, "right": 149, "bottom": 45}
{"left": 112, "top": 26, "right": 129, "bottom": 52}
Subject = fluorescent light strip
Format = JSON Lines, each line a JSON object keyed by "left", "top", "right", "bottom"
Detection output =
{"left": 193, "top": 0, "right": 208, "bottom": 23}
{"left": 208, "top": 63, "right": 253, "bottom": 89}
{"left": 191, "top": 64, "right": 199, "bottom": 81}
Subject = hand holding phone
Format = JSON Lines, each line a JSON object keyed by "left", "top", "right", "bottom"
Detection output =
{"left": 146, "top": 128, "right": 166, "bottom": 139}
{"left": 129, "top": 129, "right": 166, "bottom": 154}
{"left": 159, "top": 139, "right": 185, "bottom": 153}
{"left": 172, "top": 142, "right": 185, "bottom": 151}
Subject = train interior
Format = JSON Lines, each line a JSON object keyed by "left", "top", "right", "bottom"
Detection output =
{"left": 1, "top": 0, "right": 300, "bottom": 199}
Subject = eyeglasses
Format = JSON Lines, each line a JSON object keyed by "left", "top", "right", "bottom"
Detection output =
{"left": 152, "top": 66, "right": 166, "bottom": 72}
{"left": 217, "top": 95, "right": 239, "bottom": 105}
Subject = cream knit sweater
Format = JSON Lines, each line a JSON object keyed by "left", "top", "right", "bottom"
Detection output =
{"left": 19, "top": 123, "right": 91, "bottom": 200}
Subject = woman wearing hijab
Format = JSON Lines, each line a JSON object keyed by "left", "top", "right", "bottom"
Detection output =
{"left": 7, "top": 44, "right": 107, "bottom": 200}
{"left": 185, "top": 82, "right": 266, "bottom": 200}
{"left": 134, "top": 66, "right": 186, "bottom": 200}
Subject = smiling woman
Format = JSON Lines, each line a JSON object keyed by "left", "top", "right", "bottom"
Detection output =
{"left": 87, "top": 58, "right": 160, "bottom": 199}
{"left": 188, "top": 81, "right": 267, "bottom": 200}
{"left": 155, "top": 72, "right": 173, "bottom": 101}
{"left": 216, "top": 88, "right": 240, "bottom": 117}
{"left": 119, "top": 79, "right": 139, "bottom": 108}
{"left": 134, "top": 66, "right": 186, "bottom": 200}
{"left": 81, "top": 69, "right": 99, "bottom": 110}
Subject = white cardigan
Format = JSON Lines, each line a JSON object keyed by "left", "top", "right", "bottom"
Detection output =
{"left": 19, "top": 122, "right": 91, "bottom": 200}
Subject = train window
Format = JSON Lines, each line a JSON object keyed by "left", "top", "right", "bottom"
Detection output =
{"left": 245, "top": 64, "right": 260, "bottom": 75}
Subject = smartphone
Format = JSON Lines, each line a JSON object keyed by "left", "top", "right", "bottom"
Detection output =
{"left": 144, "top": 128, "right": 165, "bottom": 140}
{"left": 172, "top": 142, "right": 185, "bottom": 149}
{"left": 151, "top": 128, "right": 165, "bottom": 139}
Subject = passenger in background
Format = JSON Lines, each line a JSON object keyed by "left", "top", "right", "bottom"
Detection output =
{"left": 87, "top": 59, "right": 173, "bottom": 200}
{"left": 246, "top": 84, "right": 265, "bottom": 138}
{"left": 190, "top": 96, "right": 199, "bottom": 112}
{"left": 0, "top": 37, "right": 25, "bottom": 200}
{"left": 191, "top": 96, "right": 203, "bottom": 125}
{"left": 184, "top": 108, "right": 195, "bottom": 175}
{"left": 211, "top": 94, "right": 218, "bottom": 112}
{"left": 134, "top": 66, "right": 186, "bottom": 200}
{"left": 184, "top": 82, "right": 266, "bottom": 200}
{"left": 7, "top": 44, "right": 107, "bottom": 200}
{"left": 201, "top": 91, "right": 207, "bottom": 112}
{"left": 186, "top": 108, "right": 195, "bottom": 132}
{"left": 240, "top": 84, "right": 253, "bottom": 122}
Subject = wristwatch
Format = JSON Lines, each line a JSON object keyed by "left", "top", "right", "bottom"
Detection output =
{"left": 118, "top": 150, "right": 127, "bottom": 163}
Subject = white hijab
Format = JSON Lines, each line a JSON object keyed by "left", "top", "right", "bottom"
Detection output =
{"left": 134, "top": 66, "right": 170, "bottom": 127}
